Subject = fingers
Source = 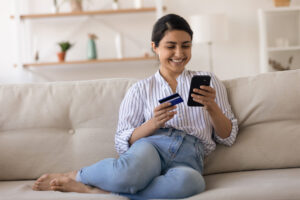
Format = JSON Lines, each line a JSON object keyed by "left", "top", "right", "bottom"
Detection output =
{"left": 191, "top": 86, "right": 216, "bottom": 107}
{"left": 191, "top": 93, "right": 212, "bottom": 106}
{"left": 154, "top": 105, "right": 176, "bottom": 117}
{"left": 154, "top": 102, "right": 172, "bottom": 112}
{"left": 153, "top": 102, "right": 177, "bottom": 128}
{"left": 191, "top": 93, "right": 205, "bottom": 105}
{"left": 154, "top": 103, "right": 177, "bottom": 121}
{"left": 157, "top": 110, "right": 177, "bottom": 121}
{"left": 193, "top": 86, "right": 216, "bottom": 98}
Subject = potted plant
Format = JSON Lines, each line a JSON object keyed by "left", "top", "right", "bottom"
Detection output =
{"left": 273, "top": 0, "right": 291, "bottom": 7}
{"left": 57, "top": 41, "right": 73, "bottom": 62}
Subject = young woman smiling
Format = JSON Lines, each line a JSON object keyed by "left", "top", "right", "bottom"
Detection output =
{"left": 33, "top": 14, "right": 238, "bottom": 200}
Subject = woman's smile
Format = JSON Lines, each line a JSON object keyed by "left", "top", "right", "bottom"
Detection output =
{"left": 169, "top": 58, "right": 187, "bottom": 66}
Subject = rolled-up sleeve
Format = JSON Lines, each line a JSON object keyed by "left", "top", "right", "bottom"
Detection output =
{"left": 115, "top": 83, "right": 145, "bottom": 155}
{"left": 211, "top": 74, "right": 239, "bottom": 146}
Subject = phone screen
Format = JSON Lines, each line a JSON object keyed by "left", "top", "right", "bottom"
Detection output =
{"left": 187, "top": 75, "right": 211, "bottom": 107}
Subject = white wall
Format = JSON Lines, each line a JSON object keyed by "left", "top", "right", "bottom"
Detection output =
{"left": 0, "top": 1, "right": 20, "bottom": 82}
{"left": 1, "top": 0, "right": 300, "bottom": 83}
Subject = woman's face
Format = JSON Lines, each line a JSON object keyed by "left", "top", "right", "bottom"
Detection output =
{"left": 152, "top": 30, "right": 192, "bottom": 76}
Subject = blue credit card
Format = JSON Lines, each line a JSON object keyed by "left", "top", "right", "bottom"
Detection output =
{"left": 158, "top": 93, "right": 184, "bottom": 106}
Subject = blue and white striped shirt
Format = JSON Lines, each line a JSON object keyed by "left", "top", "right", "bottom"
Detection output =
{"left": 115, "top": 69, "right": 238, "bottom": 156}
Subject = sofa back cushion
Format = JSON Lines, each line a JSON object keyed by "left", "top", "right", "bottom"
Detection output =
{"left": 0, "top": 79, "right": 136, "bottom": 180}
{"left": 204, "top": 69, "right": 300, "bottom": 175}
{"left": 1, "top": 70, "right": 300, "bottom": 180}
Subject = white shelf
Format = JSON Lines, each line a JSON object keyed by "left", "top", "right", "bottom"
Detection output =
{"left": 268, "top": 46, "right": 300, "bottom": 52}
{"left": 262, "top": 6, "right": 300, "bottom": 13}
{"left": 10, "top": 7, "right": 166, "bottom": 20}
{"left": 11, "top": 0, "right": 165, "bottom": 69}
{"left": 17, "top": 56, "right": 156, "bottom": 68}
{"left": 258, "top": 7, "right": 300, "bottom": 73}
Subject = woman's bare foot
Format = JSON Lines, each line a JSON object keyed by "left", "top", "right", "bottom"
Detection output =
{"left": 32, "top": 171, "right": 77, "bottom": 191}
{"left": 49, "top": 177, "right": 109, "bottom": 194}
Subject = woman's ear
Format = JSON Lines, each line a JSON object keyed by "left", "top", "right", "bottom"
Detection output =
{"left": 151, "top": 42, "right": 158, "bottom": 55}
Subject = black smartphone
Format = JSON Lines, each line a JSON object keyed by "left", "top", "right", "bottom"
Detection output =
{"left": 187, "top": 75, "right": 211, "bottom": 107}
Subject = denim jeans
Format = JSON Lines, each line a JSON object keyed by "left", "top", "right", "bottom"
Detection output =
{"left": 76, "top": 128, "right": 206, "bottom": 199}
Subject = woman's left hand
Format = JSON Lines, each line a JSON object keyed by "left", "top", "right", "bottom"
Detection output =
{"left": 191, "top": 86, "right": 217, "bottom": 111}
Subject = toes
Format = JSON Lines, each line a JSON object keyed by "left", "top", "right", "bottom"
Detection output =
{"left": 32, "top": 183, "right": 45, "bottom": 191}
{"left": 32, "top": 185, "right": 38, "bottom": 190}
{"left": 50, "top": 179, "right": 58, "bottom": 186}
{"left": 32, "top": 181, "right": 42, "bottom": 190}
{"left": 51, "top": 185, "right": 63, "bottom": 191}
{"left": 37, "top": 174, "right": 49, "bottom": 182}
{"left": 35, "top": 181, "right": 41, "bottom": 186}
{"left": 50, "top": 177, "right": 71, "bottom": 186}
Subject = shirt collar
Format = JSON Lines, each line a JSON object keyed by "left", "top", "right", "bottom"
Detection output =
{"left": 154, "top": 69, "right": 186, "bottom": 86}
{"left": 176, "top": 69, "right": 186, "bottom": 82}
{"left": 154, "top": 70, "right": 167, "bottom": 85}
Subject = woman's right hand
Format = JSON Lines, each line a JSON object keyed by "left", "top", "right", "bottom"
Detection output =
{"left": 152, "top": 102, "right": 177, "bottom": 129}
{"left": 129, "top": 102, "right": 177, "bottom": 145}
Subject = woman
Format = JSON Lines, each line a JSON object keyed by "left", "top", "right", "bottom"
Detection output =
{"left": 33, "top": 14, "right": 238, "bottom": 199}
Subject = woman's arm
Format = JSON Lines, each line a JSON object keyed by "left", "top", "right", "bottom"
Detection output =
{"left": 116, "top": 84, "right": 177, "bottom": 154}
{"left": 191, "top": 86, "right": 232, "bottom": 139}
{"left": 129, "top": 102, "right": 177, "bottom": 145}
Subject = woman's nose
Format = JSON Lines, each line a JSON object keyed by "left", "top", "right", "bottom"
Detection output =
{"left": 174, "top": 47, "right": 184, "bottom": 57}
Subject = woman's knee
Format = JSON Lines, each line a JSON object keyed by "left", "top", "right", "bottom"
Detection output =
{"left": 170, "top": 166, "right": 206, "bottom": 196}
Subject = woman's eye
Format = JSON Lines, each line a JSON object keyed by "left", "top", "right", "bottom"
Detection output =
{"left": 166, "top": 46, "right": 175, "bottom": 49}
{"left": 182, "top": 45, "right": 191, "bottom": 48}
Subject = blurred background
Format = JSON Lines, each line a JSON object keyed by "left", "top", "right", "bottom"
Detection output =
{"left": 1, "top": 0, "right": 300, "bottom": 83}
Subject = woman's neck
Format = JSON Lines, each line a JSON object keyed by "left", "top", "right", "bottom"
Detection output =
{"left": 159, "top": 67, "right": 183, "bottom": 93}
{"left": 159, "top": 67, "right": 182, "bottom": 83}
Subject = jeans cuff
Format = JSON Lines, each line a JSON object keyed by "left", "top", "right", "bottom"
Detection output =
{"left": 75, "top": 170, "right": 82, "bottom": 182}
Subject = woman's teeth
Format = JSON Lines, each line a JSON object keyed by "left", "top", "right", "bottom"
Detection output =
{"left": 171, "top": 59, "right": 184, "bottom": 63}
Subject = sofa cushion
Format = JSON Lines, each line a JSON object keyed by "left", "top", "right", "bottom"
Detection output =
{"left": 0, "top": 79, "right": 137, "bottom": 181}
{"left": 0, "top": 181, "right": 128, "bottom": 200}
{"left": 2, "top": 168, "right": 300, "bottom": 200}
{"left": 188, "top": 168, "right": 300, "bottom": 200}
{"left": 204, "top": 69, "right": 300, "bottom": 175}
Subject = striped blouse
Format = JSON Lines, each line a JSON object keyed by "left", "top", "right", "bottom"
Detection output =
{"left": 115, "top": 69, "right": 238, "bottom": 156}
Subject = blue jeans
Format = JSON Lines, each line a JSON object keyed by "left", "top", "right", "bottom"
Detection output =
{"left": 76, "top": 128, "right": 206, "bottom": 199}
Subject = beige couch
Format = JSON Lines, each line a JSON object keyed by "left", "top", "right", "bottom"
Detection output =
{"left": 0, "top": 69, "right": 300, "bottom": 200}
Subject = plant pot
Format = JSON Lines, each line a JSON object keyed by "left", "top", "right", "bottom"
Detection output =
{"left": 273, "top": 0, "right": 290, "bottom": 7}
{"left": 57, "top": 52, "right": 66, "bottom": 62}
{"left": 70, "top": 0, "right": 82, "bottom": 12}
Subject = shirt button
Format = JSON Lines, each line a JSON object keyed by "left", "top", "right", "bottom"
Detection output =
{"left": 68, "top": 129, "right": 75, "bottom": 134}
